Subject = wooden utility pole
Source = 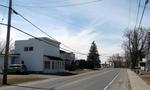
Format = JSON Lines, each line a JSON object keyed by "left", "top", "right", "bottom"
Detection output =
{"left": 2, "top": 0, "right": 12, "bottom": 85}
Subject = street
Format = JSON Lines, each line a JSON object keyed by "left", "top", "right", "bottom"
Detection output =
{"left": 0, "top": 68, "right": 130, "bottom": 90}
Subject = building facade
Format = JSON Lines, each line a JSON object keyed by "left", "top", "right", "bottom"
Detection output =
{"left": 14, "top": 37, "right": 65, "bottom": 73}
{"left": 143, "top": 54, "right": 150, "bottom": 71}
{"left": 60, "top": 50, "right": 75, "bottom": 65}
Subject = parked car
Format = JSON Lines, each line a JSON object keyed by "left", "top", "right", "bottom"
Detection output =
{"left": 7, "top": 64, "right": 28, "bottom": 74}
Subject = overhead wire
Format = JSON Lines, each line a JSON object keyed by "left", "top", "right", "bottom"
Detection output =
{"left": 0, "top": 23, "right": 88, "bottom": 56}
{"left": 134, "top": 0, "right": 141, "bottom": 29}
{"left": 12, "top": 10, "right": 56, "bottom": 41}
{"left": 138, "top": 0, "right": 149, "bottom": 28}
{"left": 0, "top": 4, "right": 88, "bottom": 56}
{"left": 12, "top": 10, "right": 88, "bottom": 55}
{"left": 13, "top": 0, "right": 103, "bottom": 8}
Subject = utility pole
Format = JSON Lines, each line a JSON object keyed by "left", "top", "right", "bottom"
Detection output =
{"left": 2, "top": 0, "right": 12, "bottom": 85}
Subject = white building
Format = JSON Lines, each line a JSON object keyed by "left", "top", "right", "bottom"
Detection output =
{"left": 60, "top": 50, "right": 75, "bottom": 65}
{"left": 0, "top": 37, "right": 65, "bottom": 73}
{"left": 142, "top": 54, "right": 150, "bottom": 71}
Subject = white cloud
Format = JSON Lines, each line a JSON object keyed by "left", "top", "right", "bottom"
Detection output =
{"left": 3, "top": 0, "right": 150, "bottom": 63}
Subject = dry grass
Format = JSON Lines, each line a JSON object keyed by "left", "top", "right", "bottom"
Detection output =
{"left": 0, "top": 69, "right": 91, "bottom": 86}
{"left": 0, "top": 75, "right": 47, "bottom": 86}
{"left": 7, "top": 77, "right": 46, "bottom": 85}
{"left": 140, "top": 75, "right": 150, "bottom": 86}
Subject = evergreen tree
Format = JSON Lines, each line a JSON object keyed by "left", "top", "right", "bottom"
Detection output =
{"left": 87, "top": 41, "right": 101, "bottom": 69}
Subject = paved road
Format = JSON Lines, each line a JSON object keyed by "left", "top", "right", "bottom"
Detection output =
{"left": 0, "top": 68, "right": 129, "bottom": 90}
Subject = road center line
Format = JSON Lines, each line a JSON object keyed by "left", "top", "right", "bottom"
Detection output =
{"left": 103, "top": 71, "right": 120, "bottom": 90}
{"left": 56, "top": 70, "right": 115, "bottom": 89}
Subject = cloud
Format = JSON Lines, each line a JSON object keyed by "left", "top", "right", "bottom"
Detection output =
{"left": 3, "top": 0, "right": 150, "bottom": 63}
{"left": 54, "top": 28, "right": 99, "bottom": 53}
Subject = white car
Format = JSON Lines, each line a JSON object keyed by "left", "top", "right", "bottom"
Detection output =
{"left": 7, "top": 64, "right": 28, "bottom": 74}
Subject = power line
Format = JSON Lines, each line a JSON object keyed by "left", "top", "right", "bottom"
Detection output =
{"left": 0, "top": 4, "right": 56, "bottom": 40}
{"left": 138, "top": 0, "right": 149, "bottom": 28}
{"left": 0, "top": 4, "right": 57, "bottom": 40}
{"left": 12, "top": 10, "right": 56, "bottom": 41}
{"left": 12, "top": 10, "right": 88, "bottom": 55}
{"left": 13, "top": 0, "right": 103, "bottom": 8}
{"left": 0, "top": 23, "right": 88, "bottom": 56}
{"left": 0, "top": 4, "right": 88, "bottom": 56}
{"left": 0, "top": 4, "right": 8, "bottom": 8}
{"left": 134, "top": 0, "right": 141, "bottom": 29}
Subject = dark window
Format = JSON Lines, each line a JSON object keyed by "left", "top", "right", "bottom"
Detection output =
{"left": 44, "top": 61, "right": 50, "bottom": 69}
{"left": 24, "top": 47, "right": 28, "bottom": 51}
{"left": 24, "top": 47, "right": 34, "bottom": 52}
{"left": 29, "top": 47, "right": 33, "bottom": 51}
{"left": 11, "top": 57, "right": 16, "bottom": 64}
{"left": 52, "top": 62, "right": 54, "bottom": 70}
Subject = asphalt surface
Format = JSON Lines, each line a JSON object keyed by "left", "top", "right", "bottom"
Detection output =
{"left": 107, "top": 69, "right": 130, "bottom": 90}
{"left": 0, "top": 68, "right": 127, "bottom": 90}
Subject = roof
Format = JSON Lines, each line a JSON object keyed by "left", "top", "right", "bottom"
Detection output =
{"left": 60, "top": 50, "right": 69, "bottom": 53}
{"left": 15, "top": 37, "right": 61, "bottom": 45}
{"left": 44, "top": 55, "right": 63, "bottom": 61}
{"left": 32, "top": 37, "right": 61, "bottom": 44}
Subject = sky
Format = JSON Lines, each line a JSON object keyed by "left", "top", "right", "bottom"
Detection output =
{"left": 0, "top": 0, "right": 150, "bottom": 63}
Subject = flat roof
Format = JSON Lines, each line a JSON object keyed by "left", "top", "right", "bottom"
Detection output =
{"left": 44, "top": 55, "right": 63, "bottom": 61}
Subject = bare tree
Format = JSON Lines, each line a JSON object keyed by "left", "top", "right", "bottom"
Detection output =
{"left": 0, "top": 40, "right": 6, "bottom": 54}
{"left": 0, "top": 31, "right": 6, "bottom": 54}
{"left": 123, "top": 28, "right": 148, "bottom": 69}
{"left": 0, "top": 36, "right": 14, "bottom": 54}
{"left": 108, "top": 53, "right": 124, "bottom": 68}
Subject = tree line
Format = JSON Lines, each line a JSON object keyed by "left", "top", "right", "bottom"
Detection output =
{"left": 108, "top": 28, "right": 150, "bottom": 69}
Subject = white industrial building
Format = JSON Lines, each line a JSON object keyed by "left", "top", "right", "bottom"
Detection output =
{"left": 0, "top": 37, "right": 65, "bottom": 73}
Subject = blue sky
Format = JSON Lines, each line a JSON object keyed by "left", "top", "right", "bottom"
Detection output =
{"left": 0, "top": 0, "right": 150, "bottom": 63}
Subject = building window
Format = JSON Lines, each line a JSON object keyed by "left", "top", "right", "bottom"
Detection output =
{"left": 24, "top": 47, "right": 28, "bottom": 51}
{"left": 60, "top": 62, "right": 62, "bottom": 68}
{"left": 24, "top": 47, "right": 34, "bottom": 52}
{"left": 52, "top": 61, "right": 54, "bottom": 70}
{"left": 58, "top": 62, "right": 59, "bottom": 69}
{"left": 29, "top": 47, "right": 33, "bottom": 51}
{"left": 11, "top": 57, "right": 16, "bottom": 64}
{"left": 44, "top": 61, "right": 50, "bottom": 69}
{"left": 62, "top": 62, "right": 64, "bottom": 68}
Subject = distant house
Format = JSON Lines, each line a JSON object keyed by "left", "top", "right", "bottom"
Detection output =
{"left": 0, "top": 37, "right": 65, "bottom": 73}
{"left": 141, "top": 55, "right": 150, "bottom": 71}
{"left": 60, "top": 50, "right": 75, "bottom": 67}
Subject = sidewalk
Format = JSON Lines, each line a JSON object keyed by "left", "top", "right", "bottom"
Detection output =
{"left": 127, "top": 69, "right": 150, "bottom": 90}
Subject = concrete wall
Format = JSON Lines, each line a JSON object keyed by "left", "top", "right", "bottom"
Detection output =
{"left": 42, "top": 41, "right": 60, "bottom": 57}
